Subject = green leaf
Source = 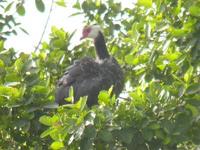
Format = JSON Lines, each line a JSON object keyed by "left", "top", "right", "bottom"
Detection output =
{"left": 65, "top": 86, "right": 74, "bottom": 103}
{"left": 84, "top": 125, "right": 96, "bottom": 139}
{"left": 0, "top": 59, "right": 4, "bottom": 67}
{"left": 108, "top": 86, "right": 114, "bottom": 96}
{"left": 142, "top": 128, "right": 153, "bottom": 141}
{"left": 39, "top": 115, "right": 52, "bottom": 126}
{"left": 125, "top": 54, "right": 135, "bottom": 65}
{"left": 189, "top": 5, "right": 200, "bottom": 17}
{"left": 73, "top": 1, "right": 81, "bottom": 9}
{"left": 51, "top": 115, "right": 59, "bottom": 124}
{"left": 98, "top": 90, "right": 110, "bottom": 105}
{"left": 5, "top": 2, "right": 14, "bottom": 12}
{"left": 174, "top": 0, "right": 182, "bottom": 14}
{"left": 40, "top": 127, "right": 56, "bottom": 138}
{"left": 51, "top": 39, "right": 66, "bottom": 49}
{"left": 73, "top": 96, "right": 87, "bottom": 110}
{"left": 31, "top": 85, "right": 48, "bottom": 94}
{"left": 149, "top": 123, "right": 160, "bottom": 130}
{"left": 186, "top": 83, "right": 200, "bottom": 95}
{"left": 69, "top": 86, "right": 74, "bottom": 98}
{"left": 163, "top": 120, "right": 174, "bottom": 134}
{"left": 137, "top": 0, "right": 152, "bottom": 8}
{"left": 163, "top": 137, "right": 171, "bottom": 145}
{"left": 169, "top": 27, "right": 188, "bottom": 37}
{"left": 5, "top": 72, "right": 21, "bottom": 82}
{"left": 35, "top": 0, "right": 45, "bottom": 12}
{"left": 98, "top": 130, "right": 113, "bottom": 142}
{"left": 114, "top": 128, "right": 134, "bottom": 144}
{"left": 0, "top": 86, "right": 21, "bottom": 99}
{"left": 50, "top": 141, "right": 64, "bottom": 150}
{"left": 80, "top": 138, "right": 93, "bottom": 150}
{"left": 131, "top": 23, "right": 140, "bottom": 41}
{"left": 69, "top": 12, "right": 84, "bottom": 17}
{"left": 174, "top": 113, "right": 191, "bottom": 134}
{"left": 0, "top": 40, "right": 4, "bottom": 51}
{"left": 184, "top": 66, "right": 193, "bottom": 83}
{"left": 56, "top": 0, "right": 66, "bottom": 7}
{"left": 81, "top": 1, "right": 89, "bottom": 11}
{"left": 14, "top": 53, "right": 29, "bottom": 73}
{"left": 155, "top": 130, "right": 165, "bottom": 139}
{"left": 185, "top": 104, "right": 199, "bottom": 117}
{"left": 165, "top": 52, "right": 181, "bottom": 61}
{"left": 17, "top": 5, "right": 25, "bottom": 16}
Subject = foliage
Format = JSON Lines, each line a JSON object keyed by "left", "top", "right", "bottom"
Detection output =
{"left": 0, "top": 0, "right": 46, "bottom": 40}
{"left": 0, "top": 0, "right": 200, "bottom": 149}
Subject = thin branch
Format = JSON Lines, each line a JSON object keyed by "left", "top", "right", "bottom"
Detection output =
{"left": 34, "top": 0, "right": 54, "bottom": 52}
{"left": 118, "top": 96, "right": 131, "bottom": 101}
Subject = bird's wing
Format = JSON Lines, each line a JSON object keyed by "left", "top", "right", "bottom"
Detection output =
{"left": 55, "top": 57, "right": 102, "bottom": 105}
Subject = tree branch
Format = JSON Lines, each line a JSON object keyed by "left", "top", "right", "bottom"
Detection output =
{"left": 34, "top": 0, "right": 54, "bottom": 52}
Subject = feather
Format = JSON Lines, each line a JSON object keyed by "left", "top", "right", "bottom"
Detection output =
{"left": 55, "top": 25, "right": 124, "bottom": 107}
{"left": 55, "top": 57, "right": 123, "bottom": 106}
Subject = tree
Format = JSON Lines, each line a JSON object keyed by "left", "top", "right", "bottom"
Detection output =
{"left": 0, "top": 0, "right": 200, "bottom": 149}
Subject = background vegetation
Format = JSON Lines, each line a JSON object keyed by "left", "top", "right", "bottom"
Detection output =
{"left": 0, "top": 0, "right": 200, "bottom": 149}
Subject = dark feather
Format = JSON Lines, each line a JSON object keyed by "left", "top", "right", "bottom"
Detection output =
{"left": 55, "top": 27, "right": 124, "bottom": 107}
{"left": 55, "top": 57, "right": 124, "bottom": 107}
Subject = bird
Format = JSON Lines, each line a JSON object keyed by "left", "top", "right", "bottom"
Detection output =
{"left": 55, "top": 25, "right": 124, "bottom": 107}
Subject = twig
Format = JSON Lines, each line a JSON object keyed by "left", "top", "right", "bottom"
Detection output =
{"left": 34, "top": 0, "right": 54, "bottom": 52}
{"left": 118, "top": 96, "right": 131, "bottom": 101}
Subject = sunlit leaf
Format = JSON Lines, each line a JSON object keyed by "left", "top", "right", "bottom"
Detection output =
{"left": 50, "top": 141, "right": 64, "bottom": 150}
{"left": 40, "top": 127, "right": 56, "bottom": 138}
{"left": 184, "top": 66, "right": 193, "bottom": 83}
{"left": 98, "top": 90, "right": 110, "bottom": 105}
{"left": 0, "top": 40, "right": 4, "bottom": 51}
{"left": 137, "top": 0, "right": 152, "bottom": 8}
{"left": 174, "top": 0, "right": 182, "bottom": 14}
{"left": 0, "top": 86, "right": 21, "bottom": 99}
{"left": 31, "top": 85, "right": 48, "bottom": 94}
{"left": 56, "top": 0, "right": 66, "bottom": 7}
{"left": 0, "top": 59, "right": 4, "bottom": 67}
{"left": 189, "top": 5, "right": 200, "bottom": 17}
{"left": 73, "top": 96, "right": 87, "bottom": 110}
{"left": 125, "top": 54, "right": 135, "bottom": 65}
{"left": 73, "top": 1, "right": 81, "bottom": 9}
{"left": 108, "top": 85, "right": 114, "bottom": 96}
{"left": 39, "top": 115, "right": 53, "bottom": 126}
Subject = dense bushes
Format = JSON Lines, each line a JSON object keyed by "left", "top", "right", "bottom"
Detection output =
{"left": 0, "top": 0, "right": 200, "bottom": 149}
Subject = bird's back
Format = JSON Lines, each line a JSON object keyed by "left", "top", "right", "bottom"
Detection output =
{"left": 55, "top": 57, "right": 124, "bottom": 106}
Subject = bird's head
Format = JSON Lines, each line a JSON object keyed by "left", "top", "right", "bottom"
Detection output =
{"left": 80, "top": 25, "right": 102, "bottom": 40}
